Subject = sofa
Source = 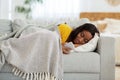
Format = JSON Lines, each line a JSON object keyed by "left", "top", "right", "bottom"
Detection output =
{"left": 0, "top": 19, "right": 115, "bottom": 80}
{"left": 91, "top": 18, "right": 120, "bottom": 65}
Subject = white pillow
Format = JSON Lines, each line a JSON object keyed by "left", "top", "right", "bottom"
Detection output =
{"left": 104, "top": 23, "right": 120, "bottom": 34}
{"left": 104, "top": 18, "right": 120, "bottom": 34}
{"left": 91, "top": 20, "right": 107, "bottom": 33}
{"left": 104, "top": 18, "right": 120, "bottom": 23}
{"left": 71, "top": 34, "right": 99, "bottom": 52}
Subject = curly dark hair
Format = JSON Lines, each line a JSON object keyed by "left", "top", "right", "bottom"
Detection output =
{"left": 66, "top": 23, "right": 100, "bottom": 43}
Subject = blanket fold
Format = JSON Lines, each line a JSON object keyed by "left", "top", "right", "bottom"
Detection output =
{"left": 0, "top": 25, "right": 63, "bottom": 80}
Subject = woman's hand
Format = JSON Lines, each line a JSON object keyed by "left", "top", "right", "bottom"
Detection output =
{"left": 74, "top": 43, "right": 85, "bottom": 48}
{"left": 74, "top": 44, "right": 81, "bottom": 47}
{"left": 62, "top": 43, "right": 72, "bottom": 54}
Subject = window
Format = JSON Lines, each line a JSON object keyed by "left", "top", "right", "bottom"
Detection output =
{"left": 8, "top": 0, "right": 12, "bottom": 19}
{"left": 0, "top": 0, "right": 11, "bottom": 19}
{"left": 0, "top": 0, "right": 80, "bottom": 19}
{"left": 31, "top": 0, "right": 80, "bottom": 19}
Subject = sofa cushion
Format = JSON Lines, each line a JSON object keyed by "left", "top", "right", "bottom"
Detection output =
{"left": 64, "top": 73, "right": 100, "bottom": 80}
{"left": 63, "top": 52, "right": 100, "bottom": 73}
{"left": 0, "top": 73, "right": 22, "bottom": 80}
{"left": 0, "top": 19, "right": 12, "bottom": 39}
{"left": 1, "top": 52, "right": 100, "bottom": 73}
{"left": 0, "top": 62, "right": 13, "bottom": 73}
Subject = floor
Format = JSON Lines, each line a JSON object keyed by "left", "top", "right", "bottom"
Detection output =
{"left": 115, "top": 66, "right": 120, "bottom": 80}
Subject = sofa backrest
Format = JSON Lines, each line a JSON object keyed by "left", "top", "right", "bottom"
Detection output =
{"left": 0, "top": 19, "right": 12, "bottom": 36}
{"left": 11, "top": 18, "right": 90, "bottom": 31}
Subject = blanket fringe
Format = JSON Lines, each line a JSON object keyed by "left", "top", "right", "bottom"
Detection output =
{"left": 12, "top": 67, "right": 63, "bottom": 80}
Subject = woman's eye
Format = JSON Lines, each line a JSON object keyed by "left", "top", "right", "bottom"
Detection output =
{"left": 81, "top": 33, "right": 84, "bottom": 37}
{"left": 84, "top": 39, "right": 88, "bottom": 43}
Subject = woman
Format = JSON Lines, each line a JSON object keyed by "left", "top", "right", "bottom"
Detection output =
{"left": 58, "top": 23, "right": 100, "bottom": 54}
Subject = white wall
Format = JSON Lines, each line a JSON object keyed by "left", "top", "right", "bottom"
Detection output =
{"left": 11, "top": 0, "right": 26, "bottom": 20}
{"left": 14, "top": 0, "right": 120, "bottom": 19}
{"left": 12, "top": 0, "right": 81, "bottom": 19}
{"left": 0, "top": 0, "right": 9, "bottom": 19}
{"left": 0, "top": 0, "right": 25, "bottom": 19}
{"left": 1, "top": 0, "right": 120, "bottom": 19}
{"left": 80, "top": 0, "right": 120, "bottom": 12}
{"left": 0, "top": 0, "right": 1, "bottom": 17}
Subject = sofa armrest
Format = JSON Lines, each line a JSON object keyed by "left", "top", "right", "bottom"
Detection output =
{"left": 97, "top": 36, "right": 115, "bottom": 80}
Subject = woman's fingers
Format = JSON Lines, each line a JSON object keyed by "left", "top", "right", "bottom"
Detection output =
{"left": 61, "top": 43, "right": 72, "bottom": 54}
{"left": 62, "top": 46, "right": 72, "bottom": 54}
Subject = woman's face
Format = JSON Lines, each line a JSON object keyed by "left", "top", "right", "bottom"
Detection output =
{"left": 73, "top": 30, "right": 93, "bottom": 45}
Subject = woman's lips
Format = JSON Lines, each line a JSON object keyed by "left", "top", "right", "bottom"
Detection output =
{"left": 74, "top": 39, "right": 79, "bottom": 44}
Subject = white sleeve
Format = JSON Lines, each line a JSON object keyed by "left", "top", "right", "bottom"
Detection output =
{"left": 72, "top": 34, "right": 99, "bottom": 52}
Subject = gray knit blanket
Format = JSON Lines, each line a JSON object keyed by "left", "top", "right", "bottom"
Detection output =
{"left": 0, "top": 25, "right": 63, "bottom": 80}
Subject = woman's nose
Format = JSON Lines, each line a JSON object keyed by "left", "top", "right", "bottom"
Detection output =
{"left": 79, "top": 38, "right": 85, "bottom": 44}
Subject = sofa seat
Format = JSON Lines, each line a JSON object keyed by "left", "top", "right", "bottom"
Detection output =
{"left": 0, "top": 52, "right": 100, "bottom": 80}
{"left": 1, "top": 52, "right": 100, "bottom": 74}
{"left": 63, "top": 52, "right": 100, "bottom": 73}
{"left": 0, "top": 62, "right": 13, "bottom": 73}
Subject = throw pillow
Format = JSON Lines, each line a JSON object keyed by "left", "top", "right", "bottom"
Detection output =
{"left": 104, "top": 18, "right": 120, "bottom": 34}
{"left": 91, "top": 20, "right": 107, "bottom": 33}
{"left": 71, "top": 33, "right": 99, "bottom": 52}
{"left": 58, "top": 23, "right": 72, "bottom": 43}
